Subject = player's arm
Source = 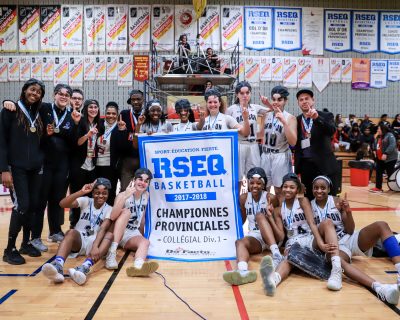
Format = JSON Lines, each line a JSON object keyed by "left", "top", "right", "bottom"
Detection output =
{"left": 60, "top": 183, "right": 94, "bottom": 208}
{"left": 300, "top": 197, "right": 325, "bottom": 250}
{"left": 334, "top": 195, "right": 355, "bottom": 235}
{"left": 239, "top": 193, "right": 247, "bottom": 224}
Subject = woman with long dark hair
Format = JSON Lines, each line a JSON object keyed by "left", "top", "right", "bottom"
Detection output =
{"left": 137, "top": 99, "right": 173, "bottom": 134}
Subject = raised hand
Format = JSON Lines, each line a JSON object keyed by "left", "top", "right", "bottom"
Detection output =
{"left": 273, "top": 106, "right": 287, "bottom": 125}
{"left": 138, "top": 114, "right": 146, "bottom": 125}
{"left": 241, "top": 105, "right": 249, "bottom": 120}
{"left": 71, "top": 109, "right": 82, "bottom": 124}
{"left": 259, "top": 94, "right": 273, "bottom": 110}
{"left": 340, "top": 192, "right": 351, "bottom": 213}
{"left": 306, "top": 108, "right": 319, "bottom": 120}
{"left": 124, "top": 180, "right": 137, "bottom": 197}
{"left": 87, "top": 123, "right": 98, "bottom": 138}
{"left": 3, "top": 101, "right": 16, "bottom": 112}
{"left": 117, "top": 114, "right": 126, "bottom": 131}
{"left": 81, "top": 182, "right": 94, "bottom": 194}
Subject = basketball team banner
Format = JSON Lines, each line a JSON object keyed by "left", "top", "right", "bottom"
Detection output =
{"left": 31, "top": 56, "right": 42, "bottom": 80}
{"left": 341, "top": 58, "right": 352, "bottom": 83}
{"left": 198, "top": 5, "right": 220, "bottom": 51}
{"left": 68, "top": 56, "right": 83, "bottom": 87}
{"left": 0, "top": 57, "right": 8, "bottom": 82}
{"left": 40, "top": 6, "right": 61, "bottom": 52}
{"left": 0, "top": 6, "right": 18, "bottom": 52}
{"left": 302, "top": 7, "right": 324, "bottom": 55}
{"left": 54, "top": 56, "right": 69, "bottom": 86}
{"left": 352, "top": 11, "right": 379, "bottom": 53}
{"left": 84, "top": 6, "right": 106, "bottom": 53}
{"left": 282, "top": 57, "right": 298, "bottom": 88}
{"left": 297, "top": 57, "right": 312, "bottom": 88}
{"left": 175, "top": 6, "right": 197, "bottom": 52}
{"left": 106, "top": 55, "right": 118, "bottom": 80}
{"left": 19, "top": 57, "right": 31, "bottom": 81}
{"left": 139, "top": 131, "right": 243, "bottom": 261}
{"left": 117, "top": 55, "right": 133, "bottom": 87}
{"left": 41, "top": 56, "right": 54, "bottom": 81}
{"left": 221, "top": 6, "right": 243, "bottom": 52}
{"left": 312, "top": 57, "right": 329, "bottom": 92}
{"left": 8, "top": 56, "right": 19, "bottom": 81}
{"left": 274, "top": 7, "right": 302, "bottom": 51}
{"left": 61, "top": 5, "right": 83, "bottom": 52}
{"left": 324, "top": 10, "right": 351, "bottom": 53}
{"left": 84, "top": 56, "right": 96, "bottom": 80}
{"left": 134, "top": 55, "right": 149, "bottom": 82}
{"left": 18, "top": 6, "right": 40, "bottom": 53}
{"left": 352, "top": 58, "right": 370, "bottom": 90}
{"left": 106, "top": 5, "right": 127, "bottom": 52}
{"left": 271, "top": 56, "right": 283, "bottom": 81}
{"left": 128, "top": 5, "right": 151, "bottom": 52}
{"left": 388, "top": 60, "right": 400, "bottom": 82}
{"left": 330, "top": 58, "right": 341, "bottom": 83}
{"left": 260, "top": 56, "right": 272, "bottom": 81}
{"left": 244, "top": 56, "right": 260, "bottom": 85}
{"left": 244, "top": 7, "right": 273, "bottom": 51}
{"left": 370, "top": 60, "right": 387, "bottom": 89}
{"left": 95, "top": 56, "right": 107, "bottom": 80}
{"left": 380, "top": 12, "right": 400, "bottom": 54}
{"left": 151, "top": 5, "right": 174, "bottom": 51}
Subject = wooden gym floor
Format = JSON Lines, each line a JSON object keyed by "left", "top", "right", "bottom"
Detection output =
{"left": 0, "top": 183, "right": 400, "bottom": 319}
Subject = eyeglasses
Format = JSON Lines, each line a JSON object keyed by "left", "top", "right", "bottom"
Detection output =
{"left": 56, "top": 92, "right": 71, "bottom": 98}
{"left": 71, "top": 96, "right": 83, "bottom": 100}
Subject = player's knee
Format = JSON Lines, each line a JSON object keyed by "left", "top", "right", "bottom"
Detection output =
{"left": 319, "top": 219, "right": 334, "bottom": 230}
{"left": 375, "top": 221, "right": 390, "bottom": 233}
{"left": 104, "top": 231, "right": 114, "bottom": 241}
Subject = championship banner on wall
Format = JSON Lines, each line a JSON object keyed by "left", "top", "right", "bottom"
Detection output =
{"left": 260, "top": 56, "right": 272, "bottom": 81}
{"left": 221, "top": 6, "right": 243, "bottom": 52}
{"left": 31, "top": 56, "right": 42, "bottom": 80}
{"left": 341, "top": 58, "right": 352, "bottom": 83}
{"left": 117, "top": 55, "right": 132, "bottom": 86}
{"left": 95, "top": 56, "right": 107, "bottom": 80}
{"left": 282, "top": 57, "right": 298, "bottom": 88}
{"left": 134, "top": 55, "right": 149, "bottom": 82}
{"left": 19, "top": 6, "right": 40, "bottom": 52}
{"left": 106, "top": 5, "right": 127, "bottom": 52}
{"left": 352, "top": 11, "right": 378, "bottom": 54}
{"left": 297, "top": 57, "right": 312, "bottom": 88}
{"left": 271, "top": 57, "right": 283, "bottom": 81}
{"left": 380, "top": 12, "right": 400, "bottom": 54}
{"left": 244, "top": 56, "right": 260, "bottom": 85}
{"left": 128, "top": 5, "right": 151, "bottom": 52}
{"left": 0, "top": 57, "right": 8, "bottom": 82}
{"left": 0, "top": 6, "right": 18, "bottom": 52}
{"left": 274, "top": 7, "right": 302, "bottom": 51}
{"left": 107, "top": 55, "right": 118, "bottom": 80}
{"left": 54, "top": 56, "right": 68, "bottom": 86}
{"left": 370, "top": 60, "right": 387, "bottom": 89}
{"left": 84, "top": 6, "right": 106, "bottom": 53}
{"left": 302, "top": 7, "right": 323, "bottom": 55}
{"left": 19, "top": 57, "right": 31, "bottom": 81}
{"left": 68, "top": 56, "right": 83, "bottom": 87}
{"left": 244, "top": 7, "right": 272, "bottom": 51}
{"left": 8, "top": 56, "right": 19, "bottom": 81}
{"left": 41, "top": 56, "right": 54, "bottom": 81}
{"left": 352, "top": 58, "right": 370, "bottom": 90}
{"left": 312, "top": 57, "right": 329, "bottom": 92}
{"left": 324, "top": 10, "right": 351, "bottom": 53}
{"left": 198, "top": 5, "right": 220, "bottom": 51}
{"left": 61, "top": 5, "right": 83, "bottom": 52}
{"left": 40, "top": 6, "right": 61, "bottom": 52}
{"left": 139, "top": 131, "right": 243, "bottom": 261}
{"left": 84, "top": 56, "right": 95, "bottom": 81}
{"left": 152, "top": 5, "right": 174, "bottom": 51}
{"left": 330, "top": 58, "right": 341, "bottom": 83}
{"left": 388, "top": 60, "right": 400, "bottom": 82}
{"left": 175, "top": 5, "right": 197, "bottom": 52}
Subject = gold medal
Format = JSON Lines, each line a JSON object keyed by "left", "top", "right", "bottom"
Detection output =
{"left": 30, "top": 126, "right": 36, "bottom": 133}
{"left": 87, "top": 149, "right": 95, "bottom": 158}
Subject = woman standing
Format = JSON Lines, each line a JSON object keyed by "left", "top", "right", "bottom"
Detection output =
{"left": 137, "top": 99, "right": 173, "bottom": 134}
{"left": 0, "top": 79, "right": 45, "bottom": 264}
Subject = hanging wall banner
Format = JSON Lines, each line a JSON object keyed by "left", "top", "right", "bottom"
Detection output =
{"left": 352, "top": 58, "right": 370, "bottom": 89}
{"left": 129, "top": 5, "right": 151, "bottom": 52}
{"left": 330, "top": 58, "right": 341, "bottom": 83}
{"left": 139, "top": 131, "right": 242, "bottom": 262}
{"left": 107, "top": 55, "right": 118, "bottom": 80}
{"left": 84, "top": 56, "right": 95, "bottom": 81}
{"left": 271, "top": 57, "right": 283, "bottom": 82}
{"left": 41, "top": 56, "right": 54, "bottom": 81}
{"left": 352, "top": 11, "right": 378, "bottom": 53}
{"left": 302, "top": 7, "right": 323, "bottom": 55}
{"left": 244, "top": 6, "right": 273, "bottom": 51}
{"left": 40, "top": 6, "right": 61, "bottom": 52}
{"left": 152, "top": 5, "right": 174, "bottom": 51}
{"left": 84, "top": 6, "right": 106, "bottom": 53}
{"left": 118, "top": 55, "right": 133, "bottom": 87}
{"left": 0, "top": 6, "right": 18, "bottom": 52}
{"left": 68, "top": 56, "right": 83, "bottom": 87}
{"left": 370, "top": 60, "right": 387, "bottom": 89}
{"left": 95, "top": 56, "right": 107, "bottom": 80}
{"left": 175, "top": 5, "right": 197, "bottom": 53}
{"left": 54, "top": 56, "right": 69, "bottom": 85}
{"left": 380, "top": 12, "right": 400, "bottom": 54}
{"left": 260, "top": 56, "right": 272, "bottom": 81}
{"left": 282, "top": 57, "right": 298, "bottom": 88}
{"left": 244, "top": 56, "right": 260, "bottom": 85}
{"left": 19, "top": 6, "right": 40, "bottom": 52}
{"left": 297, "top": 57, "right": 312, "bottom": 88}
{"left": 341, "top": 58, "right": 352, "bottom": 83}
{"left": 106, "top": 5, "right": 127, "bottom": 52}
{"left": 31, "top": 56, "right": 42, "bottom": 80}
{"left": 274, "top": 7, "right": 302, "bottom": 51}
{"left": 134, "top": 55, "right": 149, "bottom": 82}
{"left": 198, "top": 5, "right": 220, "bottom": 51}
{"left": 388, "top": 60, "right": 400, "bottom": 82}
{"left": 0, "top": 57, "right": 8, "bottom": 82}
{"left": 61, "top": 5, "right": 83, "bottom": 52}
{"left": 19, "top": 57, "right": 31, "bottom": 81}
{"left": 221, "top": 6, "right": 243, "bottom": 52}
{"left": 312, "top": 58, "right": 329, "bottom": 92}
{"left": 8, "top": 56, "right": 19, "bottom": 81}
{"left": 324, "top": 10, "right": 351, "bottom": 53}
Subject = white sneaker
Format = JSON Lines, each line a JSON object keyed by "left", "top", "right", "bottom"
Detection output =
{"left": 105, "top": 250, "right": 118, "bottom": 270}
{"left": 68, "top": 265, "right": 90, "bottom": 286}
{"left": 42, "top": 262, "right": 64, "bottom": 283}
{"left": 327, "top": 267, "right": 342, "bottom": 291}
{"left": 259, "top": 256, "right": 276, "bottom": 296}
{"left": 376, "top": 284, "right": 400, "bottom": 305}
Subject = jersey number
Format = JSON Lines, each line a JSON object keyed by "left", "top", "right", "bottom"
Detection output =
{"left": 265, "top": 132, "right": 277, "bottom": 146}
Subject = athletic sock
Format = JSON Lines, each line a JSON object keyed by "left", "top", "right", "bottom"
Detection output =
{"left": 55, "top": 256, "right": 65, "bottom": 267}
{"left": 372, "top": 281, "right": 382, "bottom": 292}
{"left": 237, "top": 261, "right": 248, "bottom": 272}
{"left": 110, "top": 242, "right": 118, "bottom": 252}
{"left": 134, "top": 258, "right": 144, "bottom": 269}
{"left": 331, "top": 256, "right": 341, "bottom": 270}
{"left": 82, "top": 258, "right": 94, "bottom": 269}
{"left": 274, "top": 272, "right": 282, "bottom": 286}
{"left": 395, "top": 262, "right": 400, "bottom": 275}
{"left": 270, "top": 244, "right": 280, "bottom": 256}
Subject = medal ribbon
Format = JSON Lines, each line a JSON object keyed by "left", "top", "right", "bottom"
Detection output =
{"left": 52, "top": 103, "right": 68, "bottom": 129}
{"left": 17, "top": 100, "right": 39, "bottom": 129}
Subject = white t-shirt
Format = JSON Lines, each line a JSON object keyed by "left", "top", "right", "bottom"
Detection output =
{"left": 202, "top": 113, "right": 238, "bottom": 131}
{"left": 123, "top": 192, "right": 149, "bottom": 232}
{"left": 140, "top": 121, "right": 173, "bottom": 133}
{"left": 96, "top": 122, "right": 116, "bottom": 166}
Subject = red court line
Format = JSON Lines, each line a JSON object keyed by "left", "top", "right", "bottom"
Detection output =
{"left": 224, "top": 260, "right": 249, "bottom": 320}
{"left": 351, "top": 207, "right": 398, "bottom": 211}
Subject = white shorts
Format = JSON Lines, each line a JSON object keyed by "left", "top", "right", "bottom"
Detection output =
{"left": 261, "top": 151, "right": 292, "bottom": 187}
{"left": 238, "top": 143, "right": 261, "bottom": 181}
{"left": 246, "top": 230, "right": 267, "bottom": 251}
{"left": 68, "top": 232, "right": 96, "bottom": 258}
{"left": 285, "top": 234, "right": 314, "bottom": 252}
{"left": 338, "top": 230, "right": 373, "bottom": 259}
{"left": 119, "top": 229, "right": 142, "bottom": 248}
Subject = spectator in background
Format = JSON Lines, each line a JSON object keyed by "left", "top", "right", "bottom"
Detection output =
{"left": 344, "top": 114, "right": 356, "bottom": 129}
{"left": 332, "top": 123, "right": 350, "bottom": 151}
{"left": 378, "top": 114, "right": 390, "bottom": 128}
{"left": 360, "top": 126, "right": 375, "bottom": 151}
{"left": 335, "top": 114, "right": 345, "bottom": 128}
{"left": 71, "top": 89, "right": 84, "bottom": 112}
{"left": 391, "top": 114, "right": 400, "bottom": 138}
{"left": 360, "top": 114, "right": 373, "bottom": 133}
{"left": 348, "top": 123, "right": 362, "bottom": 152}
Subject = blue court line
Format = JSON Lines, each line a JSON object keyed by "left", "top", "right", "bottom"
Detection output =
{"left": 0, "top": 255, "right": 56, "bottom": 277}
{"left": 29, "top": 255, "right": 55, "bottom": 276}
{"left": 0, "top": 290, "right": 17, "bottom": 304}
{"left": 385, "top": 271, "right": 398, "bottom": 274}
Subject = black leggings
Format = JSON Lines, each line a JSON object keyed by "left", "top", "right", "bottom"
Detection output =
{"left": 375, "top": 159, "right": 397, "bottom": 189}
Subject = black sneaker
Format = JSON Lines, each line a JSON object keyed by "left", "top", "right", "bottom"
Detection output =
{"left": 19, "top": 242, "right": 41, "bottom": 257}
{"left": 3, "top": 248, "right": 26, "bottom": 265}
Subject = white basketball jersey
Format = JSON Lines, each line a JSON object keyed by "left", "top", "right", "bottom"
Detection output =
{"left": 264, "top": 110, "right": 292, "bottom": 152}
{"left": 173, "top": 121, "right": 197, "bottom": 132}
{"left": 280, "top": 198, "right": 311, "bottom": 239}
{"left": 226, "top": 104, "right": 262, "bottom": 142}
{"left": 124, "top": 192, "right": 149, "bottom": 232}
{"left": 202, "top": 113, "right": 238, "bottom": 131}
{"left": 311, "top": 195, "right": 347, "bottom": 240}
{"left": 244, "top": 191, "right": 268, "bottom": 231}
